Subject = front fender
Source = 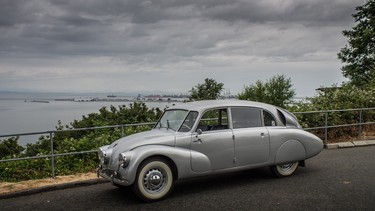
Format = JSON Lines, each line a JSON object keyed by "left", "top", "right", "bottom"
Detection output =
{"left": 119, "top": 145, "right": 192, "bottom": 185}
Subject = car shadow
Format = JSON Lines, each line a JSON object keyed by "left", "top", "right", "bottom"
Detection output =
{"left": 99, "top": 185, "right": 141, "bottom": 204}
{"left": 99, "top": 167, "right": 278, "bottom": 205}
{"left": 172, "top": 167, "right": 274, "bottom": 196}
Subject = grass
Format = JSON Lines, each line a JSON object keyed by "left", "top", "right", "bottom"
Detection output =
{"left": 0, "top": 172, "right": 98, "bottom": 195}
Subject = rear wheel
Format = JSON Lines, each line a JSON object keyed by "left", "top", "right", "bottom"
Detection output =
{"left": 133, "top": 157, "right": 174, "bottom": 202}
{"left": 271, "top": 161, "right": 299, "bottom": 177}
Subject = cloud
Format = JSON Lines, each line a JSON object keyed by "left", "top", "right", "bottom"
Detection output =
{"left": 0, "top": 0, "right": 367, "bottom": 96}
{"left": 0, "top": 0, "right": 362, "bottom": 57}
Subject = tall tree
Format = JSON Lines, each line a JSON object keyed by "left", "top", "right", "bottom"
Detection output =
{"left": 337, "top": 0, "right": 375, "bottom": 87}
{"left": 238, "top": 74, "right": 295, "bottom": 108}
{"left": 189, "top": 78, "right": 224, "bottom": 101}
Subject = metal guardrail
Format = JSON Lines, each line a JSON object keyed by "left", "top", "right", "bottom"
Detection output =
{"left": 0, "top": 107, "right": 375, "bottom": 178}
{"left": 294, "top": 107, "right": 375, "bottom": 143}
{"left": 0, "top": 122, "right": 156, "bottom": 178}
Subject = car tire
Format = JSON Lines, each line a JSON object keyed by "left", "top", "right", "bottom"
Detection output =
{"left": 271, "top": 161, "right": 299, "bottom": 178}
{"left": 133, "top": 157, "right": 174, "bottom": 202}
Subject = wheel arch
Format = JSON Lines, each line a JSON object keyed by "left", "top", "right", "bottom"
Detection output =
{"left": 126, "top": 145, "right": 191, "bottom": 185}
{"left": 140, "top": 155, "right": 179, "bottom": 181}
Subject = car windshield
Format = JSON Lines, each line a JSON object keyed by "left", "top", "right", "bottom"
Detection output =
{"left": 157, "top": 109, "right": 189, "bottom": 131}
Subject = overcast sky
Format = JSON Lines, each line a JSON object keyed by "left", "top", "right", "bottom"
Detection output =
{"left": 0, "top": 0, "right": 366, "bottom": 97}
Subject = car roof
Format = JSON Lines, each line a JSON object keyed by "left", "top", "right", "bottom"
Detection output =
{"left": 168, "top": 100, "right": 276, "bottom": 112}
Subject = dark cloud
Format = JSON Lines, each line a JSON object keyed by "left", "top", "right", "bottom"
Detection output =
{"left": 40, "top": 0, "right": 363, "bottom": 25}
{"left": 0, "top": 0, "right": 367, "bottom": 95}
{"left": 0, "top": 0, "right": 40, "bottom": 27}
{"left": 0, "top": 0, "right": 364, "bottom": 58}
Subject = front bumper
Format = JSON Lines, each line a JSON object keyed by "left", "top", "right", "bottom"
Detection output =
{"left": 97, "top": 165, "right": 131, "bottom": 186}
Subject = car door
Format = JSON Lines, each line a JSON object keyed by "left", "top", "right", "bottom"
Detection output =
{"left": 230, "top": 107, "right": 270, "bottom": 166}
{"left": 190, "top": 108, "right": 235, "bottom": 172}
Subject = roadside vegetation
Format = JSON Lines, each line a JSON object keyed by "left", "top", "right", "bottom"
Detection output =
{"left": 1, "top": 0, "right": 375, "bottom": 182}
{"left": 0, "top": 102, "right": 162, "bottom": 182}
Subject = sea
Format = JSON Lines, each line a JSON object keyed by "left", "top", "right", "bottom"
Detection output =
{"left": 0, "top": 92, "right": 182, "bottom": 146}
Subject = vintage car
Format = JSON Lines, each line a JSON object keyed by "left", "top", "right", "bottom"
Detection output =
{"left": 97, "top": 100, "right": 323, "bottom": 202}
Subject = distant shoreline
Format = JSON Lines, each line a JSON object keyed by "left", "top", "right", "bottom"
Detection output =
{"left": 54, "top": 98, "right": 188, "bottom": 103}
{"left": 0, "top": 91, "right": 191, "bottom": 102}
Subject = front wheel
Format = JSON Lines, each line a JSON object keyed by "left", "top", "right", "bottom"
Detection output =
{"left": 133, "top": 157, "right": 174, "bottom": 202}
{"left": 271, "top": 161, "right": 299, "bottom": 178}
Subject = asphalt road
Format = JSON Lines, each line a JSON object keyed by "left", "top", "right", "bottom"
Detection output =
{"left": 1, "top": 146, "right": 375, "bottom": 211}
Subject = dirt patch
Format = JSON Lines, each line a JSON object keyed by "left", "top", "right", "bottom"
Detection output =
{"left": 0, "top": 173, "right": 98, "bottom": 194}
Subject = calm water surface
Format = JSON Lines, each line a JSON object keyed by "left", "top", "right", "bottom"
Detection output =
{"left": 0, "top": 100, "right": 177, "bottom": 145}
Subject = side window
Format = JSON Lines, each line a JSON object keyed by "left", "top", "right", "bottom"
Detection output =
{"left": 179, "top": 111, "right": 199, "bottom": 132}
{"left": 231, "top": 107, "right": 262, "bottom": 129}
{"left": 263, "top": 110, "right": 277, "bottom": 126}
{"left": 197, "top": 108, "right": 228, "bottom": 131}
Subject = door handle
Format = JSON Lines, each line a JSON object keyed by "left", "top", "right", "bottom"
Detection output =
{"left": 260, "top": 133, "right": 265, "bottom": 137}
{"left": 193, "top": 139, "right": 202, "bottom": 143}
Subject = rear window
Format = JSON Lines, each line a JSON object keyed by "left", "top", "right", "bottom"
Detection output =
{"left": 231, "top": 107, "right": 262, "bottom": 129}
{"left": 264, "top": 110, "right": 277, "bottom": 126}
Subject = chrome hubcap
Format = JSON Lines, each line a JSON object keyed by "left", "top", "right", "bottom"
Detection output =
{"left": 150, "top": 174, "right": 161, "bottom": 186}
{"left": 279, "top": 163, "right": 294, "bottom": 171}
{"left": 143, "top": 169, "right": 165, "bottom": 192}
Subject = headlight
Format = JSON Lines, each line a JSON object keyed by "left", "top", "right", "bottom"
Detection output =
{"left": 98, "top": 148, "right": 104, "bottom": 159}
{"left": 118, "top": 152, "right": 130, "bottom": 168}
{"left": 98, "top": 146, "right": 112, "bottom": 165}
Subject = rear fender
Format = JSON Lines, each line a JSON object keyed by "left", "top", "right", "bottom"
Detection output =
{"left": 274, "top": 140, "right": 306, "bottom": 164}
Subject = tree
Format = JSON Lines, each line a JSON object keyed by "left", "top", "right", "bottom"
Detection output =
{"left": 337, "top": 0, "right": 375, "bottom": 87}
{"left": 238, "top": 74, "right": 296, "bottom": 108}
{"left": 189, "top": 78, "right": 224, "bottom": 101}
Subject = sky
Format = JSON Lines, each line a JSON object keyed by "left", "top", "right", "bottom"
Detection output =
{"left": 0, "top": 0, "right": 367, "bottom": 97}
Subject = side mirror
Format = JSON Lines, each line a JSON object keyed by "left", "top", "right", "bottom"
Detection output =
{"left": 196, "top": 129, "right": 203, "bottom": 135}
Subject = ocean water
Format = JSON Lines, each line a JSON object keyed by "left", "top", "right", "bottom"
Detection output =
{"left": 0, "top": 99, "right": 177, "bottom": 146}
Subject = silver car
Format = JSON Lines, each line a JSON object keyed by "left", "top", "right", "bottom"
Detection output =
{"left": 97, "top": 100, "right": 323, "bottom": 202}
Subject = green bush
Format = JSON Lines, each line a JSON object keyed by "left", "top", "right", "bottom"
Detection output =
{"left": 0, "top": 137, "right": 24, "bottom": 159}
{"left": 0, "top": 159, "right": 51, "bottom": 182}
{"left": 0, "top": 102, "right": 161, "bottom": 182}
{"left": 289, "top": 83, "right": 375, "bottom": 142}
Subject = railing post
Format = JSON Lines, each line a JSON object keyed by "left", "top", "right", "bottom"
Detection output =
{"left": 121, "top": 126, "right": 124, "bottom": 137}
{"left": 324, "top": 111, "right": 328, "bottom": 144}
{"left": 359, "top": 109, "right": 363, "bottom": 140}
{"left": 50, "top": 131, "right": 55, "bottom": 178}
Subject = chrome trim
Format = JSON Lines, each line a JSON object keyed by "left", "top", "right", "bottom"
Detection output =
{"left": 118, "top": 152, "right": 129, "bottom": 168}
{"left": 97, "top": 167, "right": 130, "bottom": 186}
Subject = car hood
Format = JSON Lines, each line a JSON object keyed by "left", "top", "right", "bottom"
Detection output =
{"left": 109, "top": 128, "right": 176, "bottom": 154}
